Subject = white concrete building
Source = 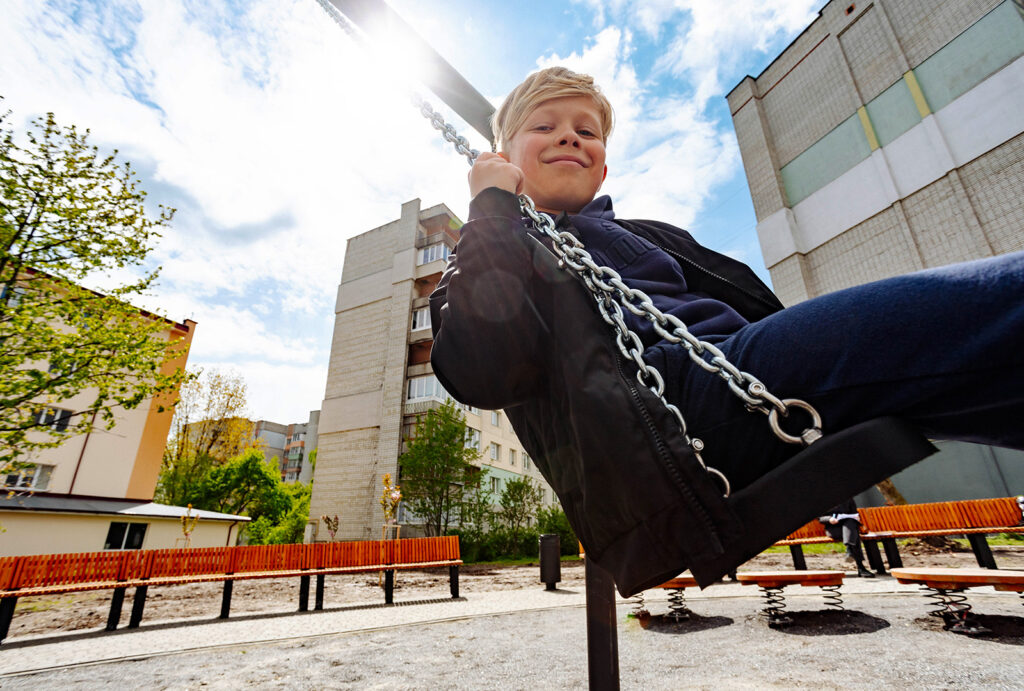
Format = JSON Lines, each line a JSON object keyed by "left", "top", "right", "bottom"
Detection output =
{"left": 309, "top": 199, "right": 555, "bottom": 541}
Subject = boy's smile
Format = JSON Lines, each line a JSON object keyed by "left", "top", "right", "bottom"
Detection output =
{"left": 503, "top": 95, "right": 608, "bottom": 214}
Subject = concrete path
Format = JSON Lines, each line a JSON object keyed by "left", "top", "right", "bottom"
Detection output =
{"left": 1, "top": 572, "right": 1022, "bottom": 689}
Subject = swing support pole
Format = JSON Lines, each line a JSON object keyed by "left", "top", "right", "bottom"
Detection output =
{"left": 585, "top": 558, "right": 621, "bottom": 690}
{"left": 325, "top": 0, "right": 496, "bottom": 146}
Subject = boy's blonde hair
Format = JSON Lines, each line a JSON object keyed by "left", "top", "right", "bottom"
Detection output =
{"left": 492, "top": 66, "right": 614, "bottom": 151}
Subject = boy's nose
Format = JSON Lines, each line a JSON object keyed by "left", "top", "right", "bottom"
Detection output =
{"left": 558, "top": 131, "right": 581, "bottom": 147}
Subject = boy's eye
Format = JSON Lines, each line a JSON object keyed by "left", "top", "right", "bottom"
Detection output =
{"left": 578, "top": 129, "right": 595, "bottom": 137}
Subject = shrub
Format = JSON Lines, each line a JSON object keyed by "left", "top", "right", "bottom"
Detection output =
{"left": 537, "top": 505, "right": 578, "bottom": 555}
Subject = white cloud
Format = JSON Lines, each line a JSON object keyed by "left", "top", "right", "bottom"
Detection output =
{"left": 535, "top": 27, "right": 738, "bottom": 227}
{"left": 1, "top": 0, "right": 814, "bottom": 422}
{"left": 574, "top": 0, "right": 821, "bottom": 108}
{"left": 1, "top": 0, "right": 476, "bottom": 421}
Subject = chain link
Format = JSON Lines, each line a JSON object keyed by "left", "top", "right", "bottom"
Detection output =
{"left": 314, "top": 0, "right": 822, "bottom": 498}
{"left": 412, "top": 95, "right": 828, "bottom": 498}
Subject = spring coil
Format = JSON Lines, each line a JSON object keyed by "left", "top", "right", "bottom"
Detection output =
{"left": 759, "top": 586, "right": 791, "bottom": 626}
{"left": 922, "top": 586, "right": 972, "bottom": 627}
{"left": 821, "top": 584, "right": 845, "bottom": 610}
{"left": 665, "top": 587, "right": 692, "bottom": 621}
{"left": 629, "top": 590, "right": 648, "bottom": 618}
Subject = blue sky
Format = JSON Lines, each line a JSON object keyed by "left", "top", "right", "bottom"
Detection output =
{"left": 0, "top": 0, "right": 825, "bottom": 423}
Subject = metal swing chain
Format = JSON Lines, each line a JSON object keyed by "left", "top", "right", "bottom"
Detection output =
{"left": 412, "top": 103, "right": 827, "bottom": 497}
{"left": 315, "top": 0, "right": 483, "bottom": 163}
{"left": 314, "top": 0, "right": 823, "bottom": 498}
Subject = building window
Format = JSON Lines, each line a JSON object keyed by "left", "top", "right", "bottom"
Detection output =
{"left": 0, "top": 283, "right": 25, "bottom": 307}
{"left": 465, "top": 427, "right": 480, "bottom": 450}
{"left": 490, "top": 477, "right": 501, "bottom": 493}
{"left": 34, "top": 406, "right": 72, "bottom": 433}
{"left": 523, "top": 452, "right": 531, "bottom": 471}
{"left": 489, "top": 442, "right": 500, "bottom": 461}
{"left": 411, "top": 307, "right": 431, "bottom": 331}
{"left": 418, "top": 243, "right": 451, "bottom": 266}
{"left": 491, "top": 411, "right": 501, "bottom": 427}
{"left": 407, "top": 374, "right": 447, "bottom": 402}
{"left": 104, "top": 522, "right": 147, "bottom": 550}
{"left": 3, "top": 463, "right": 53, "bottom": 491}
{"left": 509, "top": 449, "right": 516, "bottom": 466}
{"left": 454, "top": 401, "right": 479, "bottom": 415}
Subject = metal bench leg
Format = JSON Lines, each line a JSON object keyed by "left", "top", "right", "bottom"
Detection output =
{"left": 315, "top": 574, "right": 325, "bottom": 610}
{"left": 128, "top": 585, "right": 148, "bottom": 628}
{"left": 864, "top": 540, "right": 887, "bottom": 575}
{"left": 789, "top": 545, "right": 807, "bottom": 570}
{"left": 299, "top": 575, "right": 310, "bottom": 612}
{"left": 106, "top": 587, "right": 126, "bottom": 631}
{"left": 966, "top": 534, "right": 998, "bottom": 569}
{"left": 220, "top": 580, "right": 234, "bottom": 619}
{"left": 882, "top": 538, "right": 903, "bottom": 569}
{"left": 585, "top": 558, "right": 620, "bottom": 691}
{"left": 449, "top": 565, "right": 460, "bottom": 599}
{"left": 0, "top": 597, "right": 18, "bottom": 644}
{"left": 384, "top": 570, "right": 394, "bottom": 605}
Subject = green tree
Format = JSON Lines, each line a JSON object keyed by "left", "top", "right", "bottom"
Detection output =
{"left": 0, "top": 105, "right": 183, "bottom": 471}
{"left": 399, "top": 400, "right": 481, "bottom": 536}
{"left": 497, "top": 475, "right": 543, "bottom": 556}
{"left": 155, "top": 368, "right": 257, "bottom": 506}
{"left": 189, "top": 449, "right": 291, "bottom": 526}
{"left": 247, "top": 482, "right": 311, "bottom": 545}
{"left": 537, "top": 504, "right": 578, "bottom": 556}
{"left": 453, "top": 466, "right": 493, "bottom": 559}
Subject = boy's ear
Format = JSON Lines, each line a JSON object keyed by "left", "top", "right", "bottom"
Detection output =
{"left": 602, "top": 165, "right": 608, "bottom": 182}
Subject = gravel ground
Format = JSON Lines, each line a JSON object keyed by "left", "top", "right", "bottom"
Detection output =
{"left": 2, "top": 546, "right": 1022, "bottom": 689}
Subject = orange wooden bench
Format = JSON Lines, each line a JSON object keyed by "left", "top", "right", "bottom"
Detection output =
{"left": 0, "top": 536, "right": 462, "bottom": 644}
{"left": 772, "top": 519, "right": 839, "bottom": 570}
{"left": 736, "top": 570, "right": 845, "bottom": 627}
{"left": 858, "top": 497, "right": 1024, "bottom": 571}
{"left": 891, "top": 567, "right": 1024, "bottom": 635}
{"left": 773, "top": 497, "right": 1024, "bottom": 574}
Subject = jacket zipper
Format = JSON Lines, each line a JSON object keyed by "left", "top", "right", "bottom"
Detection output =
{"left": 615, "top": 352, "right": 720, "bottom": 546}
{"left": 656, "top": 241, "right": 780, "bottom": 312}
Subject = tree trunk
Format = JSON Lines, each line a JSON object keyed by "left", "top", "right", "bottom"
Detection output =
{"left": 874, "top": 478, "right": 908, "bottom": 506}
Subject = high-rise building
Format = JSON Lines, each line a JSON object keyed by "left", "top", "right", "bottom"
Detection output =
{"left": 281, "top": 411, "right": 319, "bottom": 484}
{"left": 727, "top": 0, "right": 1024, "bottom": 502}
{"left": 728, "top": 0, "right": 1023, "bottom": 306}
{"left": 309, "top": 199, "right": 555, "bottom": 541}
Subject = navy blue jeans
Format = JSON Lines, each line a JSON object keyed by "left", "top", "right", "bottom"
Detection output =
{"left": 649, "top": 251, "right": 1024, "bottom": 492}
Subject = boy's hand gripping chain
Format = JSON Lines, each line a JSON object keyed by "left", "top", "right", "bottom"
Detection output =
{"left": 410, "top": 100, "right": 824, "bottom": 498}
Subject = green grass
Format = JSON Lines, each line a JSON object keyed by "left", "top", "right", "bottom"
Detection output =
{"left": 466, "top": 554, "right": 583, "bottom": 567}
{"left": 763, "top": 533, "right": 1024, "bottom": 555}
{"left": 763, "top": 543, "right": 846, "bottom": 555}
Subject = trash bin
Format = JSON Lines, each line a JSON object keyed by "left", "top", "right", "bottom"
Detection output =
{"left": 539, "top": 533, "right": 561, "bottom": 590}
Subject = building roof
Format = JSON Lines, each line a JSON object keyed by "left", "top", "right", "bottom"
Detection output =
{"left": 0, "top": 494, "right": 250, "bottom": 522}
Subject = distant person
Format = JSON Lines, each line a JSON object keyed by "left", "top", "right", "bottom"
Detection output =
{"left": 820, "top": 499, "right": 874, "bottom": 578}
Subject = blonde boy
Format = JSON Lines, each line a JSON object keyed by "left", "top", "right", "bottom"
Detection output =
{"left": 429, "top": 66, "right": 1024, "bottom": 592}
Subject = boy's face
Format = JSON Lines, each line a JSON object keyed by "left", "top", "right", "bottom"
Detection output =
{"left": 503, "top": 95, "right": 607, "bottom": 214}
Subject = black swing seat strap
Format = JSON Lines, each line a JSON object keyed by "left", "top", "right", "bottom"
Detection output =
{"left": 688, "top": 416, "right": 937, "bottom": 586}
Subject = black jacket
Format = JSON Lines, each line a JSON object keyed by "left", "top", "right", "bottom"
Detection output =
{"left": 430, "top": 188, "right": 933, "bottom": 595}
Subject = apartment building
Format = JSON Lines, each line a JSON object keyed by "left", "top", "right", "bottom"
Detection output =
{"left": 281, "top": 411, "right": 319, "bottom": 484}
{"left": 728, "top": 0, "right": 1023, "bottom": 305}
{"left": 309, "top": 199, "right": 555, "bottom": 541}
{"left": 727, "top": 0, "right": 1024, "bottom": 501}
{"left": 0, "top": 316, "right": 249, "bottom": 555}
